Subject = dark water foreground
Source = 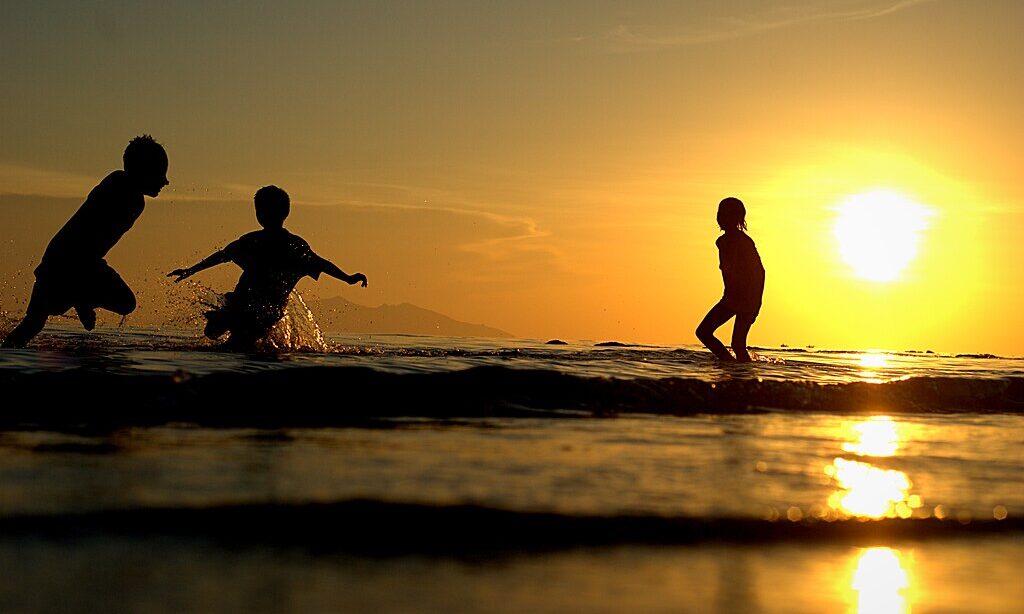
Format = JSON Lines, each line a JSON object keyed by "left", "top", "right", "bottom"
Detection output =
{"left": 5, "top": 366, "right": 1024, "bottom": 433}
{"left": 1, "top": 329, "right": 1022, "bottom": 612}
{"left": 3, "top": 533, "right": 1020, "bottom": 613}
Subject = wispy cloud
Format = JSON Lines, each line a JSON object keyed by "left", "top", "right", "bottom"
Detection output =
{"left": 0, "top": 163, "right": 96, "bottom": 199}
{"left": 0, "top": 162, "right": 264, "bottom": 204}
{"left": 337, "top": 198, "right": 566, "bottom": 273}
{"left": 582, "top": 0, "right": 940, "bottom": 50}
{"left": 271, "top": 177, "right": 569, "bottom": 275}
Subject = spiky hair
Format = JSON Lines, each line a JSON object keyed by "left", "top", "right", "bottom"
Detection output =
{"left": 123, "top": 134, "right": 166, "bottom": 172}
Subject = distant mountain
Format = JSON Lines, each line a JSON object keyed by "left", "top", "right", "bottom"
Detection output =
{"left": 306, "top": 296, "right": 512, "bottom": 338}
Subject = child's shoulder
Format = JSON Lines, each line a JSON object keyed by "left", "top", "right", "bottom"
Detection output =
{"left": 249, "top": 228, "right": 314, "bottom": 254}
{"left": 716, "top": 231, "right": 738, "bottom": 247}
{"left": 283, "top": 228, "right": 307, "bottom": 241}
{"left": 89, "top": 170, "right": 134, "bottom": 198}
{"left": 283, "top": 229, "right": 314, "bottom": 250}
{"left": 236, "top": 229, "right": 267, "bottom": 243}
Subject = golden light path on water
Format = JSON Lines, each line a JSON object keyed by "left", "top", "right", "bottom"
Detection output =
{"left": 826, "top": 415, "right": 921, "bottom": 519}
{"left": 848, "top": 547, "right": 915, "bottom": 614}
{"left": 831, "top": 416, "right": 919, "bottom": 611}
{"left": 856, "top": 351, "right": 891, "bottom": 383}
{"left": 827, "top": 415, "right": 925, "bottom": 519}
{"left": 842, "top": 415, "right": 900, "bottom": 457}
{"left": 827, "top": 459, "right": 918, "bottom": 519}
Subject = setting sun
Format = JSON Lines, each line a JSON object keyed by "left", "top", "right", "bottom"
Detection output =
{"left": 834, "top": 191, "right": 933, "bottom": 282}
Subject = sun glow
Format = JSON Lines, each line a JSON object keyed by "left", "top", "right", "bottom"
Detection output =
{"left": 834, "top": 191, "right": 933, "bottom": 282}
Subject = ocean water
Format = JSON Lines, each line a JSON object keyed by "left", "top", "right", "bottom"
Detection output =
{"left": 1, "top": 310, "right": 1023, "bottom": 612}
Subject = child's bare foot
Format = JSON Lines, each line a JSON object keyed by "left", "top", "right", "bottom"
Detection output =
{"left": 76, "top": 306, "right": 96, "bottom": 331}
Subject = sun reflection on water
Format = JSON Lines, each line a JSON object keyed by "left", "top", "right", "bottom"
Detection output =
{"left": 827, "top": 417, "right": 921, "bottom": 519}
{"left": 856, "top": 351, "right": 891, "bottom": 382}
{"left": 858, "top": 352, "right": 889, "bottom": 369}
{"left": 842, "top": 416, "right": 900, "bottom": 457}
{"left": 827, "top": 459, "right": 915, "bottom": 518}
{"left": 849, "top": 547, "right": 913, "bottom": 614}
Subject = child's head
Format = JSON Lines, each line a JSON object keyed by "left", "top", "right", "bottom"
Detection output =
{"left": 254, "top": 185, "right": 290, "bottom": 229}
{"left": 123, "top": 135, "right": 169, "bottom": 197}
{"left": 717, "top": 197, "right": 747, "bottom": 231}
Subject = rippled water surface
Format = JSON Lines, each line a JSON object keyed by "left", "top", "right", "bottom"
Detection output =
{"left": 1, "top": 325, "right": 1022, "bottom": 612}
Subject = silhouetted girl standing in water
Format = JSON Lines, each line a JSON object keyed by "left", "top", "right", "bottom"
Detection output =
{"left": 696, "top": 197, "right": 765, "bottom": 362}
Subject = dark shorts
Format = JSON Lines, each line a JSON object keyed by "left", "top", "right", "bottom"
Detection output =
{"left": 27, "top": 260, "right": 132, "bottom": 317}
{"left": 722, "top": 296, "right": 761, "bottom": 321}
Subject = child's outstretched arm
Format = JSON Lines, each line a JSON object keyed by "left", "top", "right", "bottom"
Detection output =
{"left": 167, "top": 249, "right": 231, "bottom": 283}
{"left": 317, "top": 257, "right": 367, "bottom": 287}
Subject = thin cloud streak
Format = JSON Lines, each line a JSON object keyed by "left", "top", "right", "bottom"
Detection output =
{"left": 324, "top": 198, "right": 566, "bottom": 271}
{"left": 0, "top": 163, "right": 95, "bottom": 199}
{"left": 589, "top": 0, "right": 940, "bottom": 49}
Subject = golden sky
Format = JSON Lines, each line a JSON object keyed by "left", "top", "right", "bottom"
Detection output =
{"left": 1, "top": 1, "right": 1022, "bottom": 353}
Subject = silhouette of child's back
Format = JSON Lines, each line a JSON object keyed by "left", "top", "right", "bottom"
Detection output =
{"left": 169, "top": 185, "right": 367, "bottom": 349}
{"left": 716, "top": 229, "right": 764, "bottom": 315}
{"left": 208, "top": 227, "right": 326, "bottom": 342}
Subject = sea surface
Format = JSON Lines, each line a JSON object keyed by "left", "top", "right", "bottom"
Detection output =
{"left": 1, "top": 316, "right": 1022, "bottom": 613}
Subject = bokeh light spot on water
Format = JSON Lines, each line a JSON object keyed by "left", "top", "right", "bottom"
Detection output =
{"left": 993, "top": 505, "right": 1008, "bottom": 520}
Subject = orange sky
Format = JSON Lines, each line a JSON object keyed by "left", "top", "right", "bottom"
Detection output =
{"left": 2, "top": 1, "right": 1023, "bottom": 353}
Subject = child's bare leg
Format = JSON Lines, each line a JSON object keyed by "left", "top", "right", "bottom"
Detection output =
{"left": 731, "top": 312, "right": 756, "bottom": 362}
{"left": 93, "top": 277, "right": 137, "bottom": 316}
{"left": 76, "top": 268, "right": 136, "bottom": 331}
{"left": 3, "top": 283, "right": 54, "bottom": 348}
{"left": 74, "top": 306, "right": 97, "bottom": 330}
{"left": 696, "top": 301, "right": 736, "bottom": 361}
{"left": 204, "top": 310, "right": 230, "bottom": 340}
{"left": 2, "top": 312, "right": 47, "bottom": 348}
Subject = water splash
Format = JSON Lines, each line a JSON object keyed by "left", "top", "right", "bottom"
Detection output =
{"left": 256, "top": 292, "right": 328, "bottom": 353}
{"left": 0, "top": 310, "right": 14, "bottom": 339}
{"left": 164, "top": 280, "right": 327, "bottom": 352}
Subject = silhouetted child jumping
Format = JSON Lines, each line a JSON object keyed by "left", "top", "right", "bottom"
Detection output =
{"left": 2, "top": 135, "right": 169, "bottom": 348}
{"left": 168, "top": 185, "right": 367, "bottom": 349}
{"left": 696, "top": 197, "right": 765, "bottom": 362}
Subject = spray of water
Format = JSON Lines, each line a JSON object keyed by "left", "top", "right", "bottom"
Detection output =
{"left": 256, "top": 291, "right": 328, "bottom": 352}
{"left": 158, "top": 279, "right": 329, "bottom": 352}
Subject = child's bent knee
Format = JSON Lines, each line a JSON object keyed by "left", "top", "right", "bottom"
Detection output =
{"left": 113, "top": 295, "right": 137, "bottom": 315}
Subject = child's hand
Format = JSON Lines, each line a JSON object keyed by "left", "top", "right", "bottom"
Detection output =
{"left": 167, "top": 267, "right": 194, "bottom": 283}
{"left": 351, "top": 273, "right": 368, "bottom": 287}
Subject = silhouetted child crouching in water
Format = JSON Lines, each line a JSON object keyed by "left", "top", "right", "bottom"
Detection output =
{"left": 696, "top": 197, "right": 765, "bottom": 362}
{"left": 3, "top": 135, "right": 169, "bottom": 348}
{"left": 169, "top": 185, "right": 367, "bottom": 349}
